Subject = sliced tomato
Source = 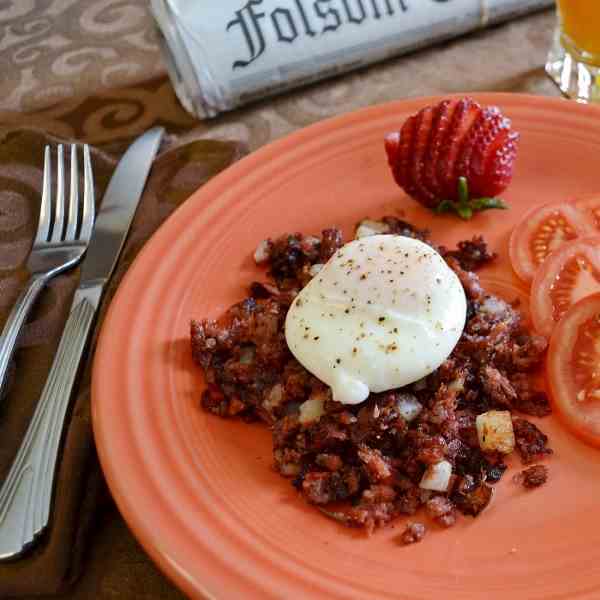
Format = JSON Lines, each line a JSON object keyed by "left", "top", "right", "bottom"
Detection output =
{"left": 509, "top": 201, "right": 590, "bottom": 284}
{"left": 547, "top": 292, "right": 600, "bottom": 447}
{"left": 571, "top": 193, "right": 600, "bottom": 231}
{"left": 531, "top": 236, "right": 600, "bottom": 338}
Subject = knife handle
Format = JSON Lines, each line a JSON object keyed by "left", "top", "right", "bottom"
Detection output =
{"left": 0, "top": 284, "right": 102, "bottom": 560}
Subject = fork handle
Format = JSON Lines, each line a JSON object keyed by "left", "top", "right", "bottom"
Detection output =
{"left": 0, "top": 283, "right": 102, "bottom": 559}
{"left": 0, "top": 274, "right": 49, "bottom": 402}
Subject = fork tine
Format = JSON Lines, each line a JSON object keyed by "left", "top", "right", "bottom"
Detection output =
{"left": 34, "top": 146, "right": 51, "bottom": 245}
{"left": 79, "top": 144, "right": 94, "bottom": 242}
{"left": 50, "top": 145, "right": 65, "bottom": 243}
{"left": 64, "top": 144, "right": 79, "bottom": 241}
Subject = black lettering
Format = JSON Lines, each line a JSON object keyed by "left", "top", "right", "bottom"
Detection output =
{"left": 342, "top": 0, "right": 366, "bottom": 24}
{"left": 369, "top": 0, "right": 380, "bottom": 18}
{"left": 294, "top": 0, "right": 316, "bottom": 37}
{"left": 369, "top": 0, "right": 394, "bottom": 17}
{"left": 313, "top": 0, "right": 342, "bottom": 33}
{"left": 399, "top": 0, "right": 408, "bottom": 10}
{"left": 271, "top": 8, "right": 298, "bottom": 43}
{"left": 226, "top": 0, "right": 266, "bottom": 70}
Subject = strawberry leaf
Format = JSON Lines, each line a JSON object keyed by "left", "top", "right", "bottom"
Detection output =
{"left": 433, "top": 200, "right": 455, "bottom": 214}
{"left": 433, "top": 179, "right": 509, "bottom": 219}
{"left": 471, "top": 197, "right": 508, "bottom": 211}
{"left": 457, "top": 204, "right": 474, "bottom": 220}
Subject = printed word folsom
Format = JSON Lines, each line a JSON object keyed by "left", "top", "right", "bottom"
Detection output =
{"left": 227, "top": 0, "right": 411, "bottom": 69}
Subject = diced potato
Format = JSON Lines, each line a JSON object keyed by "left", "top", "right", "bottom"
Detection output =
{"left": 476, "top": 410, "right": 515, "bottom": 454}
{"left": 299, "top": 398, "right": 325, "bottom": 424}
{"left": 355, "top": 219, "right": 391, "bottom": 239}
{"left": 419, "top": 460, "right": 452, "bottom": 492}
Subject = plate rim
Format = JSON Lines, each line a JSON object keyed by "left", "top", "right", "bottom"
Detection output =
{"left": 91, "top": 93, "right": 600, "bottom": 600}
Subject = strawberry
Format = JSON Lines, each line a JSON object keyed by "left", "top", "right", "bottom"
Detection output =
{"left": 384, "top": 97, "right": 519, "bottom": 219}
{"left": 423, "top": 99, "right": 458, "bottom": 200}
{"left": 409, "top": 106, "right": 437, "bottom": 205}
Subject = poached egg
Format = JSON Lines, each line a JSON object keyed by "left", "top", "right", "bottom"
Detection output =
{"left": 285, "top": 234, "right": 467, "bottom": 405}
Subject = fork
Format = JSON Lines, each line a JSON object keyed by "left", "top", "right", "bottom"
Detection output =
{"left": 0, "top": 144, "right": 94, "bottom": 401}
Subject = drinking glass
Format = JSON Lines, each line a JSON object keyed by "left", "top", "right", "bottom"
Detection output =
{"left": 546, "top": 0, "right": 600, "bottom": 102}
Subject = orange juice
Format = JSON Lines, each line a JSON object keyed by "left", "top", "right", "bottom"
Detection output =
{"left": 557, "top": 0, "right": 600, "bottom": 65}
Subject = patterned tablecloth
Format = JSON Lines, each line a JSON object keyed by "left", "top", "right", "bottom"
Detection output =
{"left": 0, "top": 2, "right": 560, "bottom": 599}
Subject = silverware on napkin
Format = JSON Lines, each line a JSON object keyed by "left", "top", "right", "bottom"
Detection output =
{"left": 0, "top": 126, "right": 165, "bottom": 559}
{"left": 0, "top": 145, "right": 94, "bottom": 401}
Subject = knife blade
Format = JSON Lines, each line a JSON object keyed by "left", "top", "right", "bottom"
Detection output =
{"left": 0, "top": 126, "right": 164, "bottom": 559}
{"left": 81, "top": 126, "right": 164, "bottom": 285}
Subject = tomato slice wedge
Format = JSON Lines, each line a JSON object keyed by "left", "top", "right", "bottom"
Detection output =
{"left": 531, "top": 236, "right": 600, "bottom": 338}
{"left": 571, "top": 192, "right": 600, "bottom": 231}
{"left": 547, "top": 292, "right": 600, "bottom": 447}
{"left": 509, "top": 201, "right": 589, "bottom": 284}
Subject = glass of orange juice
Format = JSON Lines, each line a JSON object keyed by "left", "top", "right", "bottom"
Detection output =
{"left": 546, "top": 1, "right": 600, "bottom": 102}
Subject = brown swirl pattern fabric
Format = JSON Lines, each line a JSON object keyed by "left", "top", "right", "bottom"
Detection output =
{"left": 0, "top": 2, "right": 560, "bottom": 599}
{"left": 0, "top": 0, "right": 163, "bottom": 113}
{"left": 0, "top": 130, "right": 244, "bottom": 600}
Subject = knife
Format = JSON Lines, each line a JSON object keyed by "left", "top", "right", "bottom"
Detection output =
{"left": 0, "top": 126, "right": 165, "bottom": 559}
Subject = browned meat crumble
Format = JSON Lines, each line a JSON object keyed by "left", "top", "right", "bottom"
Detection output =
{"left": 191, "top": 218, "right": 551, "bottom": 539}
{"left": 400, "top": 522, "right": 426, "bottom": 545}
{"left": 514, "top": 464, "right": 549, "bottom": 489}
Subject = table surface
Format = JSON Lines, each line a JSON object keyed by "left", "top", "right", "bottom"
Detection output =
{"left": 0, "top": 3, "right": 561, "bottom": 599}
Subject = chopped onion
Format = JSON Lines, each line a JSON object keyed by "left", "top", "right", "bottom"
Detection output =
{"left": 299, "top": 398, "right": 325, "bottom": 424}
{"left": 419, "top": 460, "right": 452, "bottom": 492}
{"left": 303, "top": 235, "right": 321, "bottom": 248}
{"left": 396, "top": 394, "right": 422, "bottom": 422}
{"left": 355, "top": 219, "right": 391, "bottom": 239}
{"left": 263, "top": 383, "right": 284, "bottom": 411}
{"left": 479, "top": 296, "right": 509, "bottom": 315}
{"left": 253, "top": 239, "right": 271, "bottom": 264}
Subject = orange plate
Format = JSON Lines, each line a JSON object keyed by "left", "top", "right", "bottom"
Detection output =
{"left": 92, "top": 94, "right": 600, "bottom": 600}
